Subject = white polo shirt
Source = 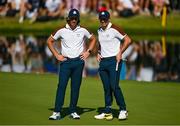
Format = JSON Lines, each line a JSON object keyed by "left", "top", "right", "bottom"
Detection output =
{"left": 98, "top": 22, "right": 126, "bottom": 58}
{"left": 51, "top": 24, "right": 92, "bottom": 58}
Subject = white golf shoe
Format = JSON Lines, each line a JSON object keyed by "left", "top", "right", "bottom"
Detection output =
{"left": 118, "top": 110, "right": 128, "bottom": 120}
{"left": 94, "top": 113, "right": 113, "bottom": 120}
{"left": 70, "top": 112, "right": 80, "bottom": 119}
{"left": 49, "top": 112, "right": 61, "bottom": 120}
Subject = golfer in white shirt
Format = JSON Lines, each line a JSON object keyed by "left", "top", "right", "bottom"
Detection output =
{"left": 94, "top": 10, "right": 132, "bottom": 120}
{"left": 47, "top": 8, "right": 96, "bottom": 120}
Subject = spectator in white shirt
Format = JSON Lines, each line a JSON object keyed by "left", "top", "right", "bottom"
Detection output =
{"left": 117, "top": 0, "right": 140, "bottom": 17}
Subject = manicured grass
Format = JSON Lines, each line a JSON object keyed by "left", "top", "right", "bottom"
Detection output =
{"left": 0, "top": 72, "right": 180, "bottom": 125}
{"left": 0, "top": 13, "right": 180, "bottom": 37}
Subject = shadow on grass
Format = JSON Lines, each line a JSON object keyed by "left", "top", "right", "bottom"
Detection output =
{"left": 48, "top": 106, "right": 95, "bottom": 118}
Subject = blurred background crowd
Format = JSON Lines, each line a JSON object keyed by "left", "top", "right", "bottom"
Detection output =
{"left": 0, "top": 35, "right": 180, "bottom": 82}
{"left": 0, "top": 0, "right": 180, "bottom": 23}
{"left": 0, "top": 0, "right": 180, "bottom": 82}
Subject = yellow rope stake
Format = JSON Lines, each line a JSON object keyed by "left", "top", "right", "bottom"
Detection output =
{"left": 161, "top": 6, "right": 167, "bottom": 56}
{"left": 162, "top": 6, "right": 167, "bottom": 28}
{"left": 161, "top": 35, "right": 166, "bottom": 56}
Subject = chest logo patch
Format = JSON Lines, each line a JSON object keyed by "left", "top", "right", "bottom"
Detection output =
{"left": 77, "top": 34, "right": 80, "bottom": 37}
{"left": 106, "top": 34, "right": 110, "bottom": 38}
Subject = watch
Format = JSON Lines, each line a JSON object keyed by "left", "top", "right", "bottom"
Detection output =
{"left": 87, "top": 49, "right": 92, "bottom": 54}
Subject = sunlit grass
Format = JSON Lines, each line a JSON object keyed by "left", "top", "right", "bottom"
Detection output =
{"left": 0, "top": 72, "right": 180, "bottom": 125}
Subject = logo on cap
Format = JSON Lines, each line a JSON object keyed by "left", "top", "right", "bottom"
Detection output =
{"left": 101, "top": 12, "right": 105, "bottom": 15}
{"left": 73, "top": 11, "right": 77, "bottom": 14}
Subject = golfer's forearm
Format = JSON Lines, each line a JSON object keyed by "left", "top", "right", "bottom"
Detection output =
{"left": 120, "top": 35, "right": 132, "bottom": 54}
{"left": 88, "top": 35, "right": 96, "bottom": 51}
{"left": 47, "top": 37, "right": 59, "bottom": 57}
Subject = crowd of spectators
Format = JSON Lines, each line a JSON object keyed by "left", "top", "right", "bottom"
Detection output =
{"left": 0, "top": 35, "right": 180, "bottom": 82}
{"left": 0, "top": 0, "right": 180, "bottom": 23}
{"left": 0, "top": 0, "right": 180, "bottom": 82}
{"left": 121, "top": 39, "right": 180, "bottom": 82}
{"left": 0, "top": 35, "right": 58, "bottom": 74}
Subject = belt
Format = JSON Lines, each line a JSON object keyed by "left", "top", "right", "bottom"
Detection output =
{"left": 64, "top": 56, "right": 80, "bottom": 60}
{"left": 101, "top": 56, "right": 116, "bottom": 60}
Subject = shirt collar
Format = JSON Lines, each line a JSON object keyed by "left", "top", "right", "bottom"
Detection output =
{"left": 65, "top": 24, "right": 80, "bottom": 31}
{"left": 106, "top": 22, "right": 112, "bottom": 30}
{"left": 100, "top": 22, "right": 112, "bottom": 31}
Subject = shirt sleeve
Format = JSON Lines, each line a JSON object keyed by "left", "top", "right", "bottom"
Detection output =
{"left": 83, "top": 28, "right": 93, "bottom": 39}
{"left": 51, "top": 30, "right": 61, "bottom": 40}
{"left": 111, "top": 24, "right": 126, "bottom": 41}
{"left": 114, "top": 29, "right": 126, "bottom": 41}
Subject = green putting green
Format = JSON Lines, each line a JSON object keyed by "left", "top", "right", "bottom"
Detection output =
{"left": 0, "top": 72, "right": 180, "bottom": 125}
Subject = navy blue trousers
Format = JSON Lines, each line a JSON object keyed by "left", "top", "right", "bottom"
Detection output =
{"left": 54, "top": 57, "right": 84, "bottom": 113}
{"left": 99, "top": 56, "right": 126, "bottom": 113}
